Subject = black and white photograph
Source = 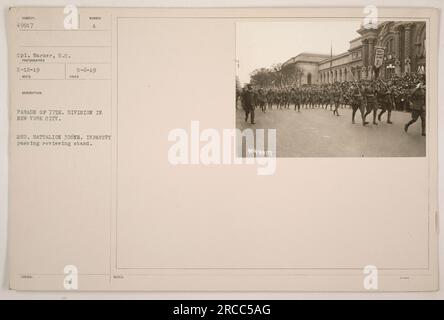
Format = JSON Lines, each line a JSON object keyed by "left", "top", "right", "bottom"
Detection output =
{"left": 236, "top": 20, "right": 427, "bottom": 157}
{"left": 2, "top": 3, "right": 442, "bottom": 300}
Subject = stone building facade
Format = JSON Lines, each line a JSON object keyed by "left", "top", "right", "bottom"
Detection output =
{"left": 282, "top": 52, "right": 331, "bottom": 85}
{"left": 283, "top": 21, "right": 426, "bottom": 85}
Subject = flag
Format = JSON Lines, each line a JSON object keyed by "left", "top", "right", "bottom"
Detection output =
{"left": 374, "top": 46, "right": 385, "bottom": 68}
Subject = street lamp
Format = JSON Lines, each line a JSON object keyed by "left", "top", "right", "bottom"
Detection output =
{"left": 386, "top": 63, "right": 395, "bottom": 78}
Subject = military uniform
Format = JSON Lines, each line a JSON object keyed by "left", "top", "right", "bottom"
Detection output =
{"left": 363, "top": 83, "right": 379, "bottom": 125}
{"left": 266, "top": 89, "right": 274, "bottom": 110}
{"left": 405, "top": 85, "right": 426, "bottom": 136}
{"left": 332, "top": 88, "right": 342, "bottom": 116}
{"left": 351, "top": 85, "right": 366, "bottom": 125}
{"left": 242, "top": 86, "right": 255, "bottom": 124}
{"left": 257, "top": 89, "right": 267, "bottom": 113}
{"left": 377, "top": 84, "right": 394, "bottom": 124}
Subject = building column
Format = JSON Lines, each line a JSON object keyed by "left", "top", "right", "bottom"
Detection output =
{"left": 362, "top": 39, "right": 369, "bottom": 66}
{"left": 404, "top": 24, "right": 412, "bottom": 74}
{"left": 393, "top": 30, "right": 400, "bottom": 56}
{"left": 368, "top": 38, "right": 375, "bottom": 65}
{"left": 404, "top": 24, "right": 411, "bottom": 58}
{"left": 368, "top": 38, "right": 376, "bottom": 79}
{"left": 361, "top": 66, "right": 367, "bottom": 80}
{"left": 361, "top": 39, "right": 369, "bottom": 79}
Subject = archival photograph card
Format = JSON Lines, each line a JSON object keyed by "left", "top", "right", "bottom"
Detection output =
{"left": 7, "top": 7, "right": 439, "bottom": 291}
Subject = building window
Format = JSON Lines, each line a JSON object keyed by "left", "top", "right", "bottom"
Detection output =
{"left": 386, "top": 38, "right": 394, "bottom": 54}
{"left": 307, "top": 73, "right": 312, "bottom": 85}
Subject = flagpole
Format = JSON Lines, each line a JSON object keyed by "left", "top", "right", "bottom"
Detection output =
{"left": 330, "top": 41, "right": 333, "bottom": 83}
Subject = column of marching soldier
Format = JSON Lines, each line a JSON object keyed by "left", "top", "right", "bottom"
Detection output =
{"left": 238, "top": 72, "right": 426, "bottom": 136}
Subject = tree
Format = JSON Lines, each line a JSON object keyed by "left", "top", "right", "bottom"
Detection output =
{"left": 249, "top": 63, "right": 304, "bottom": 89}
{"left": 280, "top": 63, "right": 304, "bottom": 87}
{"left": 250, "top": 68, "right": 273, "bottom": 88}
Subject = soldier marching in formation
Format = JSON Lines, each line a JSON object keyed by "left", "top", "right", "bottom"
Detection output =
{"left": 404, "top": 78, "right": 426, "bottom": 136}
{"left": 240, "top": 72, "right": 426, "bottom": 136}
{"left": 241, "top": 84, "right": 255, "bottom": 125}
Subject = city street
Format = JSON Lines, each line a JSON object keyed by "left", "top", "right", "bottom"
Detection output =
{"left": 236, "top": 106, "right": 426, "bottom": 157}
